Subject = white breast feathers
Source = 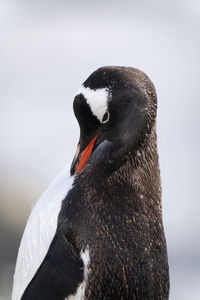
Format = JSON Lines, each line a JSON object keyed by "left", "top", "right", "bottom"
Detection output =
{"left": 12, "top": 166, "right": 74, "bottom": 300}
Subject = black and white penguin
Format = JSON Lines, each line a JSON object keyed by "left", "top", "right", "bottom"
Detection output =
{"left": 12, "top": 66, "right": 169, "bottom": 300}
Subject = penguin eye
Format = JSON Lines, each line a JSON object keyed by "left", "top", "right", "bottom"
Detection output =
{"left": 102, "top": 111, "right": 110, "bottom": 123}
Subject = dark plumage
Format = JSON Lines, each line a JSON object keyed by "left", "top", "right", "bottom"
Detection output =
{"left": 21, "top": 66, "right": 169, "bottom": 300}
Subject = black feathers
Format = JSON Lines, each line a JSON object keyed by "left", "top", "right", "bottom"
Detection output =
{"left": 23, "top": 66, "right": 169, "bottom": 300}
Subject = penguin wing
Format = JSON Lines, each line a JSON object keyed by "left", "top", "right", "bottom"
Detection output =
{"left": 21, "top": 231, "right": 83, "bottom": 300}
{"left": 12, "top": 167, "right": 83, "bottom": 300}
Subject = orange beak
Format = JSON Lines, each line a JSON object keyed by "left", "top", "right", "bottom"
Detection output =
{"left": 74, "top": 132, "right": 100, "bottom": 174}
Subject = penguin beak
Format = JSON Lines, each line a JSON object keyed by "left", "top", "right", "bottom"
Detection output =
{"left": 70, "top": 132, "right": 100, "bottom": 175}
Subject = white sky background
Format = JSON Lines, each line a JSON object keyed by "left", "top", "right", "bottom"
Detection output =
{"left": 0, "top": 0, "right": 200, "bottom": 299}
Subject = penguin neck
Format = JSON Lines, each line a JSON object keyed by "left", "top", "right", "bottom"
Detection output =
{"left": 109, "top": 124, "right": 162, "bottom": 208}
{"left": 79, "top": 124, "right": 161, "bottom": 207}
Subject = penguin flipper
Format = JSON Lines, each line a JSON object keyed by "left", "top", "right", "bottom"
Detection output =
{"left": 21, "top": 232, "right": 84, "bottom": 300}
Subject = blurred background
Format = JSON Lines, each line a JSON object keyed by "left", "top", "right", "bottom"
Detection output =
{"left": 1, "top": 0, "right": 200, "bottom": 299}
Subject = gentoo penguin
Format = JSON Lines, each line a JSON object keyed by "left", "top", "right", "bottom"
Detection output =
{"left": 12, "top": 66, "right": 169, "bottom": 300}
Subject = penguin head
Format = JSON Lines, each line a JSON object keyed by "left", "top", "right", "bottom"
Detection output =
{"left": 70, "top": 66, "right": 157, "bottom": 176}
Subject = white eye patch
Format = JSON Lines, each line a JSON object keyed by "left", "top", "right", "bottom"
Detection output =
{"left": 76, "top": 86, "right": 110, "bottom": 122}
